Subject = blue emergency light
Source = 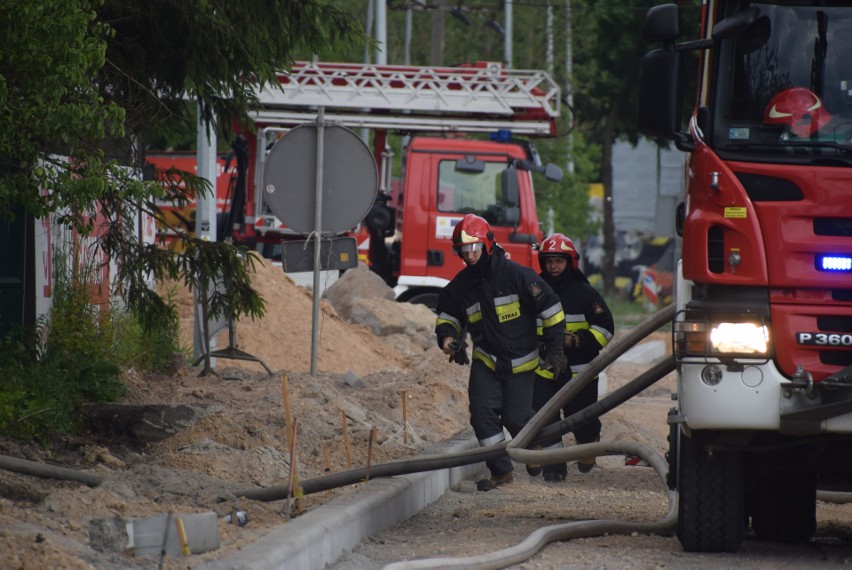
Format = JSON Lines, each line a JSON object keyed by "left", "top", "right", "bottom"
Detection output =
{"left": 816, "top": 254, "right": 852, "bottom": 272}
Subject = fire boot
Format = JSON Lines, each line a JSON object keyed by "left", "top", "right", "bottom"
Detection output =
{"left": 577, "top": 436, "right": 601, "bottom": 473}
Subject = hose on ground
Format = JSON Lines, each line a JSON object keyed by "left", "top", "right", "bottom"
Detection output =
{"left": 234, "top": 306, "right": 677, "bottom": 501}
{"left": 382, "top": 439, "right": 677, "bottom": 570}
{"left": 0, "top": 454, "right": 103, "bottom": 487}
{"left": 380, "top": 308, "right": 681, "bottom": 569}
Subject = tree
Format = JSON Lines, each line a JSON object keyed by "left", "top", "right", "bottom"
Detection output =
{"left": 567, "top": 2, "right": 652, "bottom": 294}
{"left": 0, "top": 0, "right": 367, "bottom": 334}
{"left": 569, "top": 1, "right": 700, "bottom": 294}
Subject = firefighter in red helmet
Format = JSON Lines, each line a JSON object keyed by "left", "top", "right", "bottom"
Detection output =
{"left": 528, "top": 233, "right": 614, "bottom": 481}
{"left": 435, "top": 214, "right": 566, "bottom": 491}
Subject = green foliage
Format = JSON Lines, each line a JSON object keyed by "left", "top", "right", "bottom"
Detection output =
{"left": 111, "top": 287, "right": 185, "bottom": 373}
{"left": 0, "top": 282, "right": 124, "bottom": 441}
{"left": 96, "top": 0, "right": 369, "bottom": 139}
{"left": 0, "top": 0, "right": 365, "bottom": 349}
{"left": 0, "top": 0, "right": 124, "bottom": 219}
{"left": 0, "top": 277, "right": 185, "bottom": 442}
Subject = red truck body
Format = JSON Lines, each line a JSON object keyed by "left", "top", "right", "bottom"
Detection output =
{"left": 638, "top": 1, "right": 852, "bottom": 553}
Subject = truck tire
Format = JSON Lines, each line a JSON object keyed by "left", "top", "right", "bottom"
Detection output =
{"left": 665, "top": 408, "right": 678, "bottom": 490}
{"left": 676, "top": 429, "right": 746, "bottom": 552}
{"left": 750, "top": 470, "right": 817, "bottom": 543}
{"left": 405, "top": 292, "right": 439, "bottom": 312}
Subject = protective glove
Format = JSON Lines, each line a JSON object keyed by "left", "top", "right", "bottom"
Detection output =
{"left": 448, "top": 339, "right": 470, "bottom": 365}
{"left": 540, "top": 345, "right": 567, "bottom": 377}
{"left": 564, "top": 331, "right": 580, "bottom": 349}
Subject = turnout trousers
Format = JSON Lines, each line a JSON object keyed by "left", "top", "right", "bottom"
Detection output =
{"left": 468, "top": 360, "right": 535, "bottom": 477}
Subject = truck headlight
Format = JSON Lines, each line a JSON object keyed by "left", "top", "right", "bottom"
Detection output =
{"left": 710, "top": 322, "right": 769, "bottom": 354}
{"left": 674, "top": 313, "right": 770, "bottom": 358}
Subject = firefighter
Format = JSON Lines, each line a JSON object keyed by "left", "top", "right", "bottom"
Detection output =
{"left": 529, "top": 233, "right": 614, "bottom": 482}
{"left": 435, "top": 214, "right": 567, "bottom": 491}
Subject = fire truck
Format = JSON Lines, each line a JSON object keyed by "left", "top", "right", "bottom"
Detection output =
{"left": 147, "top": 61, "right": 563, "bottom": 308}
{"left": 638, "top": 1, "right": 852, "bottom": 553}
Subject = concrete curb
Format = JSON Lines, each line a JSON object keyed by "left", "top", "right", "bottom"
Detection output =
{"left": 202, "top": 433, "right": 481, "bottom": 570}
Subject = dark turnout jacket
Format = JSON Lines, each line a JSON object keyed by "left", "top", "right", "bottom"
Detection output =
{"left": 536, "top": 268, "right": 614, "bottom": 379}
{"left": 435, "top": 246, "right": 564, "bottom": 376}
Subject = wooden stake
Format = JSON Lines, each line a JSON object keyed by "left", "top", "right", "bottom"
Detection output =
{"left": 365, "top": 425, "right": 376, "bottom": 482}
{"left": 175, "top": 517, "right": 190, "bottom": 556}
{"left": 287, "top": 417, "right": 301, "bottom": 519}
{"left": 402, "top": 390, "right": 409, "bottom": 444}
{"left": 281, "top": 373, "right": 293, "bottom": 446}
{"left": 340, "top": 409, "right": 352, "bottom": 469}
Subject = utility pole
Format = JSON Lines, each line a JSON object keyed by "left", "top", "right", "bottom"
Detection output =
{"left": 546, "top": 1, "right": 553, "bottom": 75}
{"left": 375, "top": 0, "right": 387, "bottom": 65}
{"left": 503, "top": 0, "right": 513, "bottom": 68}
{"left": 565, "top": 0, "right": 574, "bottom": 175}
{"left": 430, "top": 0, "right": 446, "bottom": 66}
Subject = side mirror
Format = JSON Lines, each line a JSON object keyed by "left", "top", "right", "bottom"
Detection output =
{"left": 501, "top": 166, "right": 519, "bottom": 206}
{"left": 543, "top": 163, "right": 563, "bottom": 182}
{"left": 642, "top": 3, "right": 680, "bottom": 43}
{"left": 503, "top": 206, "right": 520, "bottom": 225}
{"left": 712, "top": 7, "right": 759, "bottom": 40}
{"left": 638, "top": 48, "right": 683, "bottom": 141}
{"left": 513, "top": 159, "right": 563, "bottom": 182}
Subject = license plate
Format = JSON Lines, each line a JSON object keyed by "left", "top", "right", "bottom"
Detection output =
{"left": 796, "top": 332, "right": 852, "bottom": 347}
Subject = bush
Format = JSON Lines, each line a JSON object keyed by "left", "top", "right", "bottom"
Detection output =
{"left": 0, "top": 281, "right": 183, "bottom": 442}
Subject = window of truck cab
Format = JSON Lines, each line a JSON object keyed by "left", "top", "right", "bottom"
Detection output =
{"left": 436, "top": 160, "right": 514, "bottom": 225}
{"left": 711, "top": 2, "right": 852, "bottom": 158}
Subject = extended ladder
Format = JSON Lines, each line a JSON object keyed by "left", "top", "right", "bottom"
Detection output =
{"left": 252, "top": 61, "right": 561, "bottom": 136}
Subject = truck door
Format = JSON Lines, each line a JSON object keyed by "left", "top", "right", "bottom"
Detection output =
{"left": 429, "top": 154, "right": 537, "bottom": 277}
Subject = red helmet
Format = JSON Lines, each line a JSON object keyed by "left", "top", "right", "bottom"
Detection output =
{"left": 763, "top": 87, "right": 832, "bottom": 138}
{"left": 452, "top": 214, "right": 495, "bottom": 256}
{"left": 539, "top": 233, "right": 580, "bottom": 270}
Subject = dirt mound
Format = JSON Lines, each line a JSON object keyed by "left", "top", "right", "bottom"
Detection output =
{"left": 0, "top": 261, "right": 472, "bottom": 569}
{"left": 0, "top": 259, "right": 675, "bottom": 569}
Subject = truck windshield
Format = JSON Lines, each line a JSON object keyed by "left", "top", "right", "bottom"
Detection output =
{"left": 437, "top": 160, "right": 516, "bottom": 225}
{"left": 712, "top": 2, "right": 852, "bottom": 159}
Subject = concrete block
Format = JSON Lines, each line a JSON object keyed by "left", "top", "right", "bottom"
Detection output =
{"left": 130, "top": 511, "right": 219, "bottom": 557}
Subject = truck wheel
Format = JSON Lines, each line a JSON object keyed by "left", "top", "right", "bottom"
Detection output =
{"left": 665, "top": 408, "right": 678, "bottom": 490}
{"left": 750, "top": 470, "right": 816, "bottom": 543}
{"left": 405, "top": 292, "right": 439, "bottom": 312}
{"left": 676, "top": 429, "right": 746, "bottom": 552}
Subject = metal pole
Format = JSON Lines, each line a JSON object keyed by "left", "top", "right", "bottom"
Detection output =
{"left": 364, "top": 0, "right": 374, "bottom": 65}
{"left": 311, "top": 108, "right": 326, "bottom": 376}
{"left": 565, "top": 0, "right": 574, "bottom": 174}
{"left": 504, "top": 0, "right": 513, "bottom": 69}
{"left": 546, "top": 1, "right": 554, "bottom": 75}
{"left": 194, "top": 105, "right": 218, "bottom": 365}
{"left": 375, "top": 0, "right": 387, "bottom": 65}
{"left": 404, "top": 6, "right": 413, "bottom": 65}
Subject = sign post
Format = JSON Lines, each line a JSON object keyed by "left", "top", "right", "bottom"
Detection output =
{"left": 262, "top": 114, "right": 378, "bottom": 375}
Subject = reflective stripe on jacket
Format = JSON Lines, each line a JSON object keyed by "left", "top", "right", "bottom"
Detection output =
{"left": 435, "top": 246, "right": 564, "bottom": 376}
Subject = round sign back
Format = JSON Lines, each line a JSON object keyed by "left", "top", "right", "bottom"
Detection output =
{"left": 262, "top": 124, "right": 378, "bottom": 234}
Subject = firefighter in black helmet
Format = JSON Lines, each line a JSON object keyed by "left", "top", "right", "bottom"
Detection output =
{"left": 435, "top": 214, "right": 567, "bottom": 491}
{"left": 529, "top": 233, "right": 614, "bottom": 482}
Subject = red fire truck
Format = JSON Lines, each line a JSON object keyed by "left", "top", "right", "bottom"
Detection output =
{"left": 638, "top": 1, "right": 852, "bottom": 553}
{"left": 147, "top": 61, "right": 563, "bottom": 308}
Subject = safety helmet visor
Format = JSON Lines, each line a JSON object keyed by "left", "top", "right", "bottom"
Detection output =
{"left": 457, "top": 243, "right": 484, "bottom": 253}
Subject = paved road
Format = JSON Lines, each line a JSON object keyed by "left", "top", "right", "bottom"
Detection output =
{"left": 328, "top": 458, "right": 852, "bottom": 570}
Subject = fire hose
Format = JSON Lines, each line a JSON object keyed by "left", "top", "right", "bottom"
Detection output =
{"left": 382, "top": 306, "right": 679, "bottom": 570}
{"left": 234, "top": 305, "right": 676, "bottom": 500}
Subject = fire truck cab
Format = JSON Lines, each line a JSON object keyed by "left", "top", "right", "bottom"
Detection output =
{"left": 639, "top": 1, "right": 852, "bottom": 553}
